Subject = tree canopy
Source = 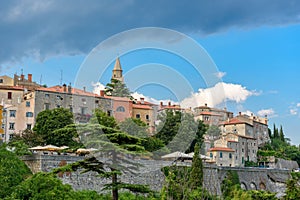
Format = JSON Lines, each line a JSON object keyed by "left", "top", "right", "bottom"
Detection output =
{"left": 105, "top": 79, "right": 132, "bottom": 98}
{"left": 33, "top": 108, "right": 75, "bottom": 145}
{"left": 0, "top": 145, "right": 32, "bottom": 199}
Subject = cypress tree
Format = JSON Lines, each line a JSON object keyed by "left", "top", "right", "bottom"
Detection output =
{"left": 189, "top": 143, "right": 203, "bottom": 190}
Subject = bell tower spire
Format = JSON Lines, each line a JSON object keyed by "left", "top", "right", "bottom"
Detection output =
{"left": 112, "top": 57, "right": 124, "bottom": 83}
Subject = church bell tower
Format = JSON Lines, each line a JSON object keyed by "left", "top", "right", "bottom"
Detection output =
{"left": 112, "top": 57, "right": 124, "bottom": 83}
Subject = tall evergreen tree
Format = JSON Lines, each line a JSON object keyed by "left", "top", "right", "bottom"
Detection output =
{"left": 273, "top": 124, "right": 279, "bottom": 139}
{"left": 279, "top": 125, "right": 285, "bottom": 142}
{"left": 189, "top": 143, "right": 203, "bottom": 190}
{"left": 105, "top": 79, "right": 132, "bottom": 98}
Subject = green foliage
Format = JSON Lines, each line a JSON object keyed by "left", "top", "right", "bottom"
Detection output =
{"left": 105, "top": 78, "right": 132, "bottom": 98}
{"left": 89, "top": 108, "right": 118, "bottom": 128}
{"left": 187, "top": 120, "right": 208, "bottom": 153}
{"left": 33, "top": 108, "right": 74, "bottom": 145}
{"left": 245, "top": 160, "right": 258, "bottom": 167}
{"left": 189, "top": 143, "right": 203, "bottom": 190}
{"left": 119, "top": 118, "right": 149, "bottom": 138}
{"left": 156, "top": 110, "right": 182, "bottom": 145}
{"left": 141, "top": 136, "right": 165, "bottom": 152}
{"left": 248, "top": 190, "right": 277, "bottom": 200}
{"left": 221, "top": 170, "right": 240, "bottom": 199}
{"left": 8, "top": 172, "right": 103, "bottom": 200}
{"left": 51, "top": 125, "right": 84, "bottom": 149}
{"left": 284, "top": 172, "right": 300, "bottom": 200}
{"left": 9, "top": 129, "right": 44, "bottom": 147}
{"left": 0, "top": 145, "right": 32, "bottom": 199}
{"left": 167, "top": 112, "right": 198, "bottom": 152}
{"left": 7, "top": 140, "right": 31, "bottom": 156}
{"left": 206, "top": 125, "right": 221, "bottom": 137}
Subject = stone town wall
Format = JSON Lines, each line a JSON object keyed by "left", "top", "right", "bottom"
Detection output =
{"left": 21, "top": 154, "right": 291, "bottom": 196}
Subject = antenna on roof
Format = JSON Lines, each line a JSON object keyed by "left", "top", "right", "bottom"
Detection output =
{"left": 60, "top": 70, "right": 63, "bottom": 85}
{"left": 40, "top": 74, "right": 42, "bottom": 85}
{"left": 21, "top": 68, "right": 23, "bottom": 75}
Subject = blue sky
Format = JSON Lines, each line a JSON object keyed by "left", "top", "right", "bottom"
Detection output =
{"left": 1, "top": 1, "right": 300, "bottom": 143}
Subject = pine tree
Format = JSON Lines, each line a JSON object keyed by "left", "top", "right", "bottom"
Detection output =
{"left": 273, "top": 124, "right": 279, "bottom": 139}
{"left": 279, "top": 125, "right": 285, "bottom": 142}
{"left": 189, "top": 143, "right": 203, "bottom": 190}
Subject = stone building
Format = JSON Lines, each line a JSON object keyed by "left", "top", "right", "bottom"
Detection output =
{"left": 220, "top": 112, "right": 269, "bottom": 146}
{"left": 132, "top": 98, "right": 158, "bottom": 133}
{"left": 194, "top": 103, "right": 233, "bottom": 126}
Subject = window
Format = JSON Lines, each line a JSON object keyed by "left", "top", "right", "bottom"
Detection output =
{"left": 136, "top": 114, "right": 140, "bottom": 119}
{"left": 220, "top": 152, "right": 223, "bottom": 158}
{"left": 44, "top": 103, "right": 50, "bottom": 110}
{"left": 1, "top": 124, "right": 4, "bottom": 129}
{"left": 9, "top": 134, "right": 13, "bottom": 139}
{"left": 116, "top": 106, "right": 125, "bottom": 112}
{"left": 146, "top": 115, "right": 149, "bottom": 120}
{"left": 229, "top": 153, "right": 232, "bottom": 159}
{"left": 210, "top": 153, "right": 213, "bottom": 158}
{"left": 9, "top": 110, "right": 16, "bottom": 117}
{"left": 107, "top": 110, "right": 112, "bottom": 116}
{"left": 242, "top": 148, "right": 244, "bottom": 153}
{"left": 26, "top": 112, "right": 33, "bottom": 117}
{"left": 26, "top": 124, "right": 32, "bottom": 130}
{"left": 254, "top": 143, "right": 256, "bottom": 146}
{"left": 81, "top": 107, "right": 87, "bottom": 115}
{"left": 26, "top": 101, "right": 30, "bottom": 107}
{"left": 45, "top": 94, "right": 50, "bottom": 98}
{"left": 69, "top": 105, "right": 73, "bottom": 113}
{"left": 95, "top": 100, "right": 99, "bottom": 104}
{"left": 8, "top": 92, "right": 12, "bottom": 99}
{"left": 9, "top": 123, "right": 15, "bottom": 130}
{"left": 242, "top": 142, "right": 244, "bottom": 145}
{"left": 204, "top": 116, "right": 209, "bottom": 121}
{"left": 0, "top": 79, "right": 3, "bottom": 83}
{"left": 56, "top": 105, "right": 61, "bottom": 108}
{"left": 57, "top": 95, "right": 62, "bottom": 100}
{"left": 242, "top": 157, "right": 244, "bottom": 164}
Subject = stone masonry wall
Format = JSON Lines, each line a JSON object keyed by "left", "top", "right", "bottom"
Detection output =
{"left": 22, "top": 154, "right": 291, "bottom": 196}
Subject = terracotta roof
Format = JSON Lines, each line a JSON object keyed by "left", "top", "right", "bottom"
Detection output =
{"left": 0, "top": 85, "right": 25, "bottom": 90}
{"left": 36, "top": 85, "right": 101, "bottom": 97}
{"left": 132, "top": 104, "right": 152, "bottom": 110}
{"left": 238, "top": 134, "right": 256, "bottom": 140}
{"left": 106, "top": 96, "right": 132, "bottom": 102}
{"left": 209, "top": 147, "right": 235, "bottom": 152}
{"left": 200, "top": 111, "right": 222, "bottom": 116}
{"left": 227, "top": 140, "right": 239, "bottom": 143}
{"left": 221, "top": 118, "right": 253, "bottom": 126}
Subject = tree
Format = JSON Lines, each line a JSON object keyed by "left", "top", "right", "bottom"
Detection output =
{"left": 119, "top": 118, "right": 149, "bottom": 138}
{"left": 206, "top": 125, "right": 221, "bottom": 137}
{"left": 8, "top": 172, "right": 103, "bottom": 200}
{"left": 105, "top": 79, "right": 132, "bottom": 98}
{"left": 89, "top": 108, "right": 117, "bottom": 128}
{"left": 155, "top": 110, "right": 181, "bottom": 145}
{"left": 221, "top": 170, "right": 240, "bottom": 199}
{"left": 33, "top": 108, "right": 74, "bottom": 145}
{"left": 279, "top": 125, "right": 285, "bottom": 142}
{"left": 167, "top": 113, "right": 198, "bottom": 152}
{"left": 187, "top": 120, "right": 208, "bottom": 153}
{"left": 189, "top": 143, "right": 203, "bottom": 190}
{"left": 10, "top": 129, "right": 45, "bottom": 148}
{"left": 0, "top": 145, "right": 32, "bottom": 199}
{"left": 284, "top": 172, "right": 300, "bottom": 200}
{"left": 273, "top": 124, "right": 279, "bottom": 139}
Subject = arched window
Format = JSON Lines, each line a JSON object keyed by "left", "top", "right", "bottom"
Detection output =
{"left": 116, "top": 106, "right": 125, "bottom": 112}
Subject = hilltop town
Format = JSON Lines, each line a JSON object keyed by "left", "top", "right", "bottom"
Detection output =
{"left": 0, "top": 58, "right": 293, "bottom": 170}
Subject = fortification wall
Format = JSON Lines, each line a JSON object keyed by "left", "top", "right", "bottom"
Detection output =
{"left": 21, "top": 154, "right": 290, "bottom": 196}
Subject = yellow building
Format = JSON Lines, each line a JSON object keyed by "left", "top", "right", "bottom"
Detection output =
{"left": 0, "top": 105, "right": 4, "bottom": 142}
{"left": 132, "top": 98, "right": 157, "bottom": 133}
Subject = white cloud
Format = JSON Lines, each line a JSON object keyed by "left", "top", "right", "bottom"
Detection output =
{"left": 257, "top": 108, "right": 275, "bottom": 117}
{"left": 241, "top": 110, "right": 254, "bottom": 116}
{"left": 215, "top": 71, "right": 226, "bottom": 79}
{"left": 297, "top": 103, "right": 300, "bottom": 107}
{"left": 290, "top": 109, "right": 298, "bottom": 115}
{"left": 180, "top": 82, "right": 258, "bottom": 108}
{"left": 92, "top": 82, "right": 106, "bottom": 95}
{"left": 131, "top": 92, "right": 178, "bottom": 105}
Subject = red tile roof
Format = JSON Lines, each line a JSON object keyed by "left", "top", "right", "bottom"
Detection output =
{"left": 36, "top": 85, "right": 101, "bottom": 97}
{"left": 200, "top": 111, "right": 222, "bottom": 116}
{"left": 132, "top": 104, "right": 152, "bottom": 110}
{"left": 221, "top": 118, "right": 253, "bottom": 126}
{"left": 0, "top": 85, "right": 25, "bottom": 90}
{"left": 209, "top": 147, "right": 235, "bottom": 152}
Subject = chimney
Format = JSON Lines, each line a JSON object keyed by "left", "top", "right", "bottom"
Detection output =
{"left": 20, "top": 74, "right": 24, "bottom": 81}
{"left": 68, "top": 83, "right": 72, "bottom": 93}
{"left": 160, "top": 101, "right": 163, "bottom": 107}
{"left": 100, "top": 90, "right": 105, "bottom": 97}
{"left": 140, "top": 97, "right": 145, "bottom": 104}
{"left": 168, "top": 101, "right": 171, "bottom": 106}
{"left": 63, "top": 84, "right": 67, "bottom": 92}
{"left": 83, "top": 86, "right": 86, "bottom": 92}
{"left": 205, "top": 103, "right": 207, "bottom": 107}
{"left": 28, "top": 74, "right": 32, "bottom": 82}
{"left": 239, "top": 112, "right": 241, "bottom": 116}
